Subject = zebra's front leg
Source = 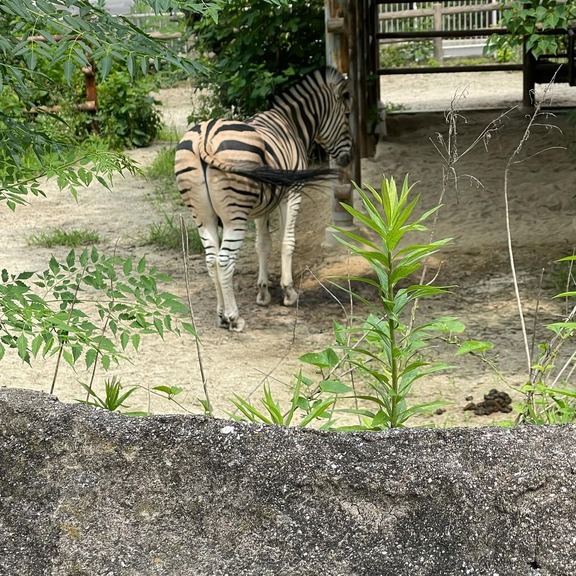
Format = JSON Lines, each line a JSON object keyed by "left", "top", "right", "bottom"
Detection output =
{"left": 255, "top": 216, "right": 271, "bottom": 306}
{"left": 279, "top": 190, "right": 302, "bottom": 307}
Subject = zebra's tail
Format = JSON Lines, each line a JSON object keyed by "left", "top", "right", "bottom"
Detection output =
{"left": 196, "top": 119, "right": 340, "bottom": 187}
{"left": 225, "top": 163, "right": 340, "bottom": 188}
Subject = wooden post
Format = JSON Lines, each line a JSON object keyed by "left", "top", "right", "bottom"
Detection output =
{"left": 324, "top": 0, "right": 358, "bottom": 245}
{"left": 357, "top": 0, "right": 379, "bottom": 157}
{"left": 522, "top": 38, "right": 536, "bottom": 108}
{"left": 82, "top": 59, "right": 99, "bottom": 132}
{"left": 433, "top": 3, "right": 443, "bottom": 64}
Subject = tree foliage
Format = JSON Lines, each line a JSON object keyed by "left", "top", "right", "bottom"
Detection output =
{"left": 0, "top": 0, "right": 220, "bottom": 208}
{"left": 489, "top": 0, "right": 576, "bottom": 58}
{"left": 189, "top": 0, "right": 325, "bottom": 117}
{"left": 0, "top": 0, "right": 291, "bottom": 396}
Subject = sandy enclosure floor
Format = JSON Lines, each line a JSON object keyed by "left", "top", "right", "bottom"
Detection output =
{"left": 380, "top": 69, "right": 576, "bottom": 111}
{"left": 1, "top": 70, "right": 576, "bottom": 427}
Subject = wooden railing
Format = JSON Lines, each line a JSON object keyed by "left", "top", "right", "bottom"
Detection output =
{"left": 379, "top": 1, "right": 505, "bottom": 61}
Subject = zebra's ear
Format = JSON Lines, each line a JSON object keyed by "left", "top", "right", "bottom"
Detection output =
{"left": 326, "top": 67, "right": 348, "bottom": 89}
{"left": 336, "top": 76, "right": 350, "bottom": 98}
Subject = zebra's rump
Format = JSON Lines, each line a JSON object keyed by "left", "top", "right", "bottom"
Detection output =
{"left": 175, "top": 118, "right": 339, "bottom": 222}
{"left": 175, "top": 120, "right": 282, "bottom": 222}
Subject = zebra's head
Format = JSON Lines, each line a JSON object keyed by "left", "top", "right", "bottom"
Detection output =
{"left": 315, "top": 68, "right": 353, "bottom": 168}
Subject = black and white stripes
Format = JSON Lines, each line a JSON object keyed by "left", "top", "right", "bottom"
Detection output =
{"left": 174, "top": 68, "right": 352, "bottom": 331}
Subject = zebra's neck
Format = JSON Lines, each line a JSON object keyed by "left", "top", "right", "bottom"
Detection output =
{"left": 252, "top": 73, "right": 327, "bottom": 154}
{"left": 251, "top": 107, "right": 314, "bottom": 155}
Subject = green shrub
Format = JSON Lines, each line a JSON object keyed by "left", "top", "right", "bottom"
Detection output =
{"left": 0, "top": 56, "right": 162, "bottom": 153}
{"left": 380, "top": 41, "right": 436, "bottom": 68}
{"left": 188, "top": 0, "right": 325, "bottom": 117}
{"left": 96, "top": 71, "right": 162, "bottom": 149}
{"left": 0, "top": 249, "right": 195, "bottom": 386}
{"left": 487, "top": 0, "right": 576, "bottom": 58}
{"left": 230, "top": 176, "right": 487, "bottom": 429}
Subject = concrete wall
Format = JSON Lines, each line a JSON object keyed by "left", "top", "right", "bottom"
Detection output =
{"left": 1, "top": 388, "right": 575, "bottom": 576}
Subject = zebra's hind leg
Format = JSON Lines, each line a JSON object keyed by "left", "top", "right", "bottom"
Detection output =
{"left": 205, "top": 256, "right": 228, "bottom": 328}
{"left": 215, "top": 225, "right": 247, "bottom": 332}
{"left": 216, "top": 254, "right": 245, "bottom": 331}
{"left": 199, "top": 219, "right": 229, "bottom": 329}
{"left": 255, "top": 215, "right": 271, "bottom": 306}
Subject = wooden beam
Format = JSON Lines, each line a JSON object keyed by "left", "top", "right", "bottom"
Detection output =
{"left": 326, "top": 17, "right": 345, "bottom": 34}
{"left": 324, "top": 0, "right": 356, "bottom": 238}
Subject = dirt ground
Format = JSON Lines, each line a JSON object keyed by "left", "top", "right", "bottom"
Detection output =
{"left": 2, "top": 70, "right": 576, "bottom": 427}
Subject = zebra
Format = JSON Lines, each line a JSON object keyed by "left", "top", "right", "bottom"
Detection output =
{"left": 174, "top": 67, "right": 352, "bottom": 332}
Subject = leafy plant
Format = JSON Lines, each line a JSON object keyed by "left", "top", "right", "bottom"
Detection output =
{"left": 230, "top": 175, "right": 484, "bottom": 429}
{"left": 188, "top": 0, "right": 325, "bottom": 117}
{"left": 0, "top": 115, "right": 139, "bottom": 210}
{"left": 515, "top": 255, "right": 576, "bottom": 425}
{"left": 78, "top": 377, "right": 188, "bottom": 417}
{"left": 380, "top": 41, "right": 436, "bottom": 68}
{"left": 78, "top": 376, "right": 138, "bottom": 412}
{"left": 0, "top": 248, "right": 196, "bottom": 392}
{"left": 0, "top": 0, "right": 210, "bottom": 202}
{"left": 305, "top": 176, "right": 459, "bottom": 429}
{"left": 519, "top": 382, "right": 576, "bottom": 424}
{"left": 96, "top": 71, "right": 163, "bottom": 149}
{"left": 487, "top": 0, "right": 576, "bottom": 59}
{"left": 0, "top": 0, "right": 228, "bottom": 211}
{"left": 230, "top": 380, "right": 336, "bottom": 428}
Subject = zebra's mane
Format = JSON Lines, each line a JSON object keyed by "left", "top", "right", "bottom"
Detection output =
{"left": 270, "top": 67, "right": 348, "bottom": 110}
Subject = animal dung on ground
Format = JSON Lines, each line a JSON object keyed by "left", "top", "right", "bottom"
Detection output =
{"left": 463, "top": 389, "right": 512, "bottom": 416}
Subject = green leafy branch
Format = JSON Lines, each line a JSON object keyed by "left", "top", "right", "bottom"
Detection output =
{"left": 78, "top": 376, "right": 190, "bottom": 417}
{"left": 488, "top": 0, "right": 576, "bottom": 58}
{"left": 0, "top": 247, "right": 196, "bottom": 393}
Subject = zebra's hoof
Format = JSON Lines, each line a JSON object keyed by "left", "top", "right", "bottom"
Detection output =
{"left": 229, "top": 317, "right": 245, "bottom": 332}
{"left": 283, "top": 287, "right": 298, "bottom": 307}
{"left": 257, "top": 287, "right": 271, "bottom": 306}
{"left": 218, "top": 315, "right": 229, "bottom": 329}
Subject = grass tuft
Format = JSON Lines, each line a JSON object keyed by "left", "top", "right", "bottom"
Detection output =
{"left": 144, "top": 214, "right": 203, "bottom": 253}
{"left": 28, "top": 228, "right": 100, "bottom": 248}
{"left": 147, "top": 146, "right": 176, "bottom": 180}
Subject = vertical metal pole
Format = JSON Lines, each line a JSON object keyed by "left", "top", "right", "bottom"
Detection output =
{"left": 324, "top": 0, "right": 358, "bottom": 245}
{"left": 361, "top": 0, "right": 379, "bottom": 158}
{"left": 568, "top": 29, "right": 575, "bottom": 86}
{"left": 347, "top": 0, "right": 362, "bottom": 186}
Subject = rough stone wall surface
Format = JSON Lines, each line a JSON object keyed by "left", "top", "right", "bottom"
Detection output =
{"left": 1, "top": 388, "right": 575, "bottom": 576}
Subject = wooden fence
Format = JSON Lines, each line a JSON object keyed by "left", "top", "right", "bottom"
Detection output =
{"left": 379, "top": 1, "right": 504, "bottom": 61}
